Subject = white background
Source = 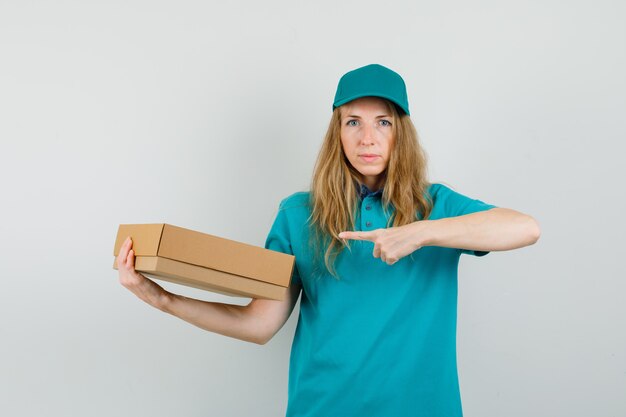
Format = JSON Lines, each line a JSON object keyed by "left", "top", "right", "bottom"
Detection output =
{"left": 1, "top": 1, "right": 624, "bottom": 416}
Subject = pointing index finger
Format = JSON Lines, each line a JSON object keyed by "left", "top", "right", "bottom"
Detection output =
{"left": 338, "top": 231, "right": 376, "bottom": 241}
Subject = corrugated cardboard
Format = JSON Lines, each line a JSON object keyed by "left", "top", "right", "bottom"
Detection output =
{"left": 113, "top": 223, "right": 294, "bottom": 300}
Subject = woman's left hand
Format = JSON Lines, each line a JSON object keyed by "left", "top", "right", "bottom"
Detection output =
{"left": 338, "top": 221, "right": 430, "bottom": 265}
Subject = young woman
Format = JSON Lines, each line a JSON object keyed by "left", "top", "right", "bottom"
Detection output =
{"left": 117, "top": 64, "right": 541, "bottom": 417}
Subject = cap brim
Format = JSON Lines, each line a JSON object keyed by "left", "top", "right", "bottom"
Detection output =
{"left": 333, "top": 92, "right": 410, "bottom": 115}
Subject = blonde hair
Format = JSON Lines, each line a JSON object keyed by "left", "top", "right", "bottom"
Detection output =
{"left": 309, "top": 100, "right": 433, "bottom": 277}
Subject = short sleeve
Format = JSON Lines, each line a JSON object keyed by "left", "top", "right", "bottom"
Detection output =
{"left": 264, "top": 202, "right": 301, "bottom": 286}
{"left": 434, "top": 184, "right": 498, "bottom": 257}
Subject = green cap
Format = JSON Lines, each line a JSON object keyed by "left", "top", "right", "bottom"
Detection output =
{"left": 333, "top": 64, "right": 410, "bottom": 115}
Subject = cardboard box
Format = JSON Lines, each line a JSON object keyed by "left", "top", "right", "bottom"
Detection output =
{"left": 113, "top": 223, "right": 294, "bottom": 300}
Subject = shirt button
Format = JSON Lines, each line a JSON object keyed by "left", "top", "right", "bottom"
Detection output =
{"left": 365, "top": 205, "right": 372, "bottom": 210}
{"left": 366, "top": 221, "right": 372, "bottom": 227}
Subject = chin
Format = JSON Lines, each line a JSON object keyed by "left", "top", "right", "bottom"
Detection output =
{"left": 356, "top": 169, "right": 384, "bottom": 178}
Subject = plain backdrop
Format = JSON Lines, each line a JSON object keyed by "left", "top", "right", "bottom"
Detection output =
{"left": 1, "top": 1, "right": 624, "bottom": 416}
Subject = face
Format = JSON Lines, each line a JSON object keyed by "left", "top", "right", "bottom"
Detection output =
{"left": 339, "top": 97, "right": 395, "bottom": 191}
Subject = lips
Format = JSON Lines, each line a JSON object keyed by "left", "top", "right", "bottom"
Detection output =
{"left": 359, "top": 154, "right": 380, "bottom": 163}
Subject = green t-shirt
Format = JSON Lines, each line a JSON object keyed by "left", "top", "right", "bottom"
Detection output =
{"left": 265, "top": 183, "right": 497, "bottom": 417}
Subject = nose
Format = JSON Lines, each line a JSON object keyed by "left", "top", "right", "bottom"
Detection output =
{"left": 359, "top": 123, "right": 376, "bottom": 146}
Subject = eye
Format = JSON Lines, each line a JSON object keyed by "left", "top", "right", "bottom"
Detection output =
{"left": 346, "top": 120, "right": 359, "bottom": 127}
{"left": 379, "top": 119, "right": 392, "bottom": 127}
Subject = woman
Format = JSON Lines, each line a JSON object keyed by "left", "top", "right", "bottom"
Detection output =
{"left": 118, "top": 64, "right": 541, "bottom": 417}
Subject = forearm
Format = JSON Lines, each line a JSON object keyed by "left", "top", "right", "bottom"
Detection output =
{"left": 118, "top": 237, "right": 269, "bottom": 345}
{"left": 162, "top": 295, "right": 264, "bottom": 345}
{"left": 422, "top": 208, "right": 541, "bottom": 252}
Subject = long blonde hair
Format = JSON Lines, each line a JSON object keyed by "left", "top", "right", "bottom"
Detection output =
{"left": 309, "top": 100, "right": 433, "bottom": 277}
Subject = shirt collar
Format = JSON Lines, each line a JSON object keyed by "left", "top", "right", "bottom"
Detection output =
{"left": 359, "top": 183, "right": 384, "bottom": 200}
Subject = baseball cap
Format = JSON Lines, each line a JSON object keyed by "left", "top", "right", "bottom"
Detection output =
{"left": 332, "top": 64, "right": 410, "bottom": 115}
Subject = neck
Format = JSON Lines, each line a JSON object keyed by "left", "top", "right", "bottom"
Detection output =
{"left": 362, "top": 176, "right": 385, "bottom": 192}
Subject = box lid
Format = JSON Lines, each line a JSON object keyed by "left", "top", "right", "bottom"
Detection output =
{"left": 114, "top": 223, "right": 294, "bottom": 287}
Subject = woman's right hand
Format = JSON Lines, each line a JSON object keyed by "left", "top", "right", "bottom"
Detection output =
{"left": 117, "top": 236, "right": 172, "bottom": 311}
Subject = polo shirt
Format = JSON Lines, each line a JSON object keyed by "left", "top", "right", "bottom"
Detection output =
{"left": 264, "top": 183, "right": 497, "bottom": 417}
